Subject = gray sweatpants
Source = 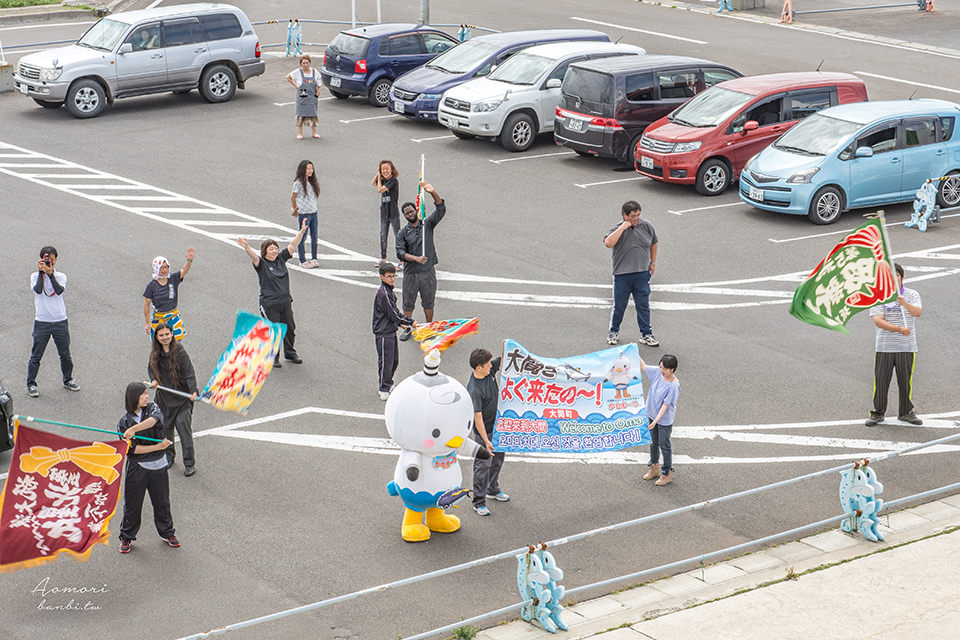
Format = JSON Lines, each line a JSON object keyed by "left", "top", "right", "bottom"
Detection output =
{"left": 472, "top": 433, "right": 504, "bottom": 507}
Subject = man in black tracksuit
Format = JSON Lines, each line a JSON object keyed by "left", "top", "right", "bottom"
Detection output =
{"left": 373, "top": 262, "right": 416, "bottom": 400}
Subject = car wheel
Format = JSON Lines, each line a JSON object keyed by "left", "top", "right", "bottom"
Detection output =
{"left": 937, "top": 171, "right": 960, "bottom": 208}
{"left": 368, "top": 79, "right": 391, "bottom": 107}
{"left": 451, "top": 130, "right": 475, "bottom": 140}
{"left": 329, "top": 89, "right": 349, "bottom": 99}
{"left": 623, "top": 133, "right": 643, "bottom": 165}
{"left": 695, "top": 158, "right": 730, "bottom": 196}
{"left": 807, "top": 186, "right": 844, "bottom": 225}
{"left": 200, "top": 65, "right": 237, "bottom": 103}
{"left": 64, "top": 79, "right": 106, "bottom": 119}
{"left": 33, "top": 98, "right": 63, "bottom": 108}
{"left": 501, "top": 112, "right": 536, "bottom": 152}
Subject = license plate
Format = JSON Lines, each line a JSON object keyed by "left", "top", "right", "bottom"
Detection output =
{"left": 567, "top": 118, "right": 584, "bottom": 132}
{"left": 749, "top": 186, "right": 764, "bottom": 201}
{"left": 329, "top": 77, "right": 341, "bottom": 88}
{"left": 640, "top": 156, "right": 654, "bottom": 169}
{"left": 19, "top": 83, "right": 29, "bottom": 95}
{"left": 394, "top": 100, "right": 404, "bottom": 113}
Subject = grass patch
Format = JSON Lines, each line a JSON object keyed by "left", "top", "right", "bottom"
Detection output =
{"left": 0, "top": 0, "right": 62, "bottom": 8}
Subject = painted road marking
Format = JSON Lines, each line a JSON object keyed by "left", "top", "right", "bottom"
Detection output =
{"left": 488, "top": 151, "right": 575, "bottom": 164}
{"left": 339, "top": 114, "right": 401, "bottom": 124}
{"left": 570, "top": 17, "right": 708, "bottom": 45}
{"left": 0, "top": 21, "right": 93, "bottom": 31}
{"left": 412, "top": 135, "right": 456, "bottom": 143}
{"left": 575, "top": 176, "right": 648, "bottom": 189}
{"left": 854, "top": 72, "right": 960, "bottom": 96}
{"left": 770, "top": 212, "right": 960, "bottom": 243}
{"left": 669, "top": 202, "right": 744, "bottom": 215}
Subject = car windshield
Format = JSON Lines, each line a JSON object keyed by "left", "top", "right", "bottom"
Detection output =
{"left": 489, "top": 52, "right": 554, "bottom": 85}
{"left": 78, "top": 19, "right": 130, "bottom": 51}
{"left": 327, "top": 32, "right": 370, "bottom": 56}
{"left": 668, "top": 86, "right": 753, "bottom": 127}
{"left": 563, "top": 68, "right": 613, "bottom": 105}
{"left": 426, "top": 40, "right": 497, "bottom": 73}
{"left": 773, "top": 113, "right": 862, "bottom": 156}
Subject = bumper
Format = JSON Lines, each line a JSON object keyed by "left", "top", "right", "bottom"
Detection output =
{"left": 738, "top": 172, "right": 810, "bottom": 215}
{"left": 437, "top": 106, "right": 502, "bottom": 136}
{"left": 12, "top": 74, "right": 69, "bottom": 101}
{"left": 635, "top": 149, "right": 697, "bottom": 184}
{"left": 320, "top": 69, "right": 368, "bottom": 96}
{"left": 387, "top": 91, "right": 440, "bottom": 121}
{"left": 237, "top": 60, "right": 266, "bottom": 82}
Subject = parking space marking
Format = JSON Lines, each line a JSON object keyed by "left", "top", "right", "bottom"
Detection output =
{"left": 669, "top": 202, "right": 744, "bottom": 215}
{"left": 570, "top": 17, "right": 708, "bottom": 45}
{"left": 338, "top": 114, "right": 401, "bottom": 124}
{"left": 575, "top": 176, "right": 647, "bottom": 188}
{"left": 769, "top": 212, "right": 960, "bottom": 243}
{"left": 412, "top": 135, "right": 456, "bottom": 143}
{"left": 488, "top": 151, "right": 575, "bottom": 164}
{"left": 854, "top": 71, "right": 960, "bottom": 96}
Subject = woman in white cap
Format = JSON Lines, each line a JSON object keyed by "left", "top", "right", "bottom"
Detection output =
{"left": 143, "top": 248, "right": 195, "bottom": 341}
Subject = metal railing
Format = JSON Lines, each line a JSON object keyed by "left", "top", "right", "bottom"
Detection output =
{"left": 177, "top": 426, "right": 960, "bottom": 640}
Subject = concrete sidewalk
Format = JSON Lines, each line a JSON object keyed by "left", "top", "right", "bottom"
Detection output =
{"left": 476, "top": 495, "right": 960, "bottom": 639}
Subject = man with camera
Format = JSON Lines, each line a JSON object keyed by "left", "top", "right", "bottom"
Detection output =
{"left": 27, "top": 246, "right": 79, "bottom": 397}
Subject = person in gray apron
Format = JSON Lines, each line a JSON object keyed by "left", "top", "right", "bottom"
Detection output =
{"left": 285, "top": 54, "right": 320, "bottom": 140}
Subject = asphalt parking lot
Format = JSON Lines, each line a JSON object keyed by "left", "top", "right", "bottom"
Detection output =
{"left": 1, "top": 1, "right": 959, "bottom": 638}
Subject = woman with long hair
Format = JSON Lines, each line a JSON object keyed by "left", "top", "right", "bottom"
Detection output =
{"left": 291, "top": 160, "right": 320, "bottom": 268}
{"left": 149, "top": 322, "right": 199, "bottom": 477}
{"left": 370, "top": 159, "right": 400, "bottom": 268}
{"left": 116, "top": 381, "right": 177, "bottom": 554}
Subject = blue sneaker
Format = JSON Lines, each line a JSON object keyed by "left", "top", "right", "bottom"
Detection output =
{"left": 474, "top": 505, "right": 491, "bottom": 516}
{"left": 490, "top": 491, "right": 510, "bottom": 502}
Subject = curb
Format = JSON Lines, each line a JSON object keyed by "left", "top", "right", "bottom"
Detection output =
{"left": 0, "top": 0, "right": 135, "bottom": 25}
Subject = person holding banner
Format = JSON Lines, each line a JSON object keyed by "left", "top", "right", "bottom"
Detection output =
{"left": 866, "top": 263, "right": 923, "bottom": 427}
{"left": 373, "top": 262, "right": 417, "bottom": 400}
{"left": 638, "top": 353, "right": 679, "bottom": 486}
{"left": 603, "top": 201, "right": 659, "bottom": 348}
{"left": 237, "top": 220, "right": 309, "bottom": 367}
{"left": 117, "top": 382, "right": 178, "bottom": 553}
{"left": 371, "top": 159, "right": 401, "bottom": 268}
{"left": 467, "top": 348, "right": 509, "bottom": 516}
{"left": 143, "top": 249, "right": 195, "bottom": 341}
{"left": 148, "top": 323, "right": 199, "bottom": 476}
{"left": 396, "top": 181, "right": 445, "bottom": 341}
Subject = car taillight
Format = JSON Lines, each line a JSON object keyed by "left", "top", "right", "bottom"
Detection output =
{"left": 589, "top": 116, "right": 622, "bottom": 130}
{"left": 355, "top": 59, "right": 367, "bottom": 73}
{"left": 255, "top": 41, "right": 261, "bottom": 58}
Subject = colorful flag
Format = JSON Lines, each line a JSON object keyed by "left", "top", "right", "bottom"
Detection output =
{"left": 493, "top": 340, "right": 650, "bottom": 453}
{"left": 0, "top": 425, "right": 126, "bottom": 572}
{"left": 413, "top": 318, "right": 479, "bottom": 353}
{"left": 414, "top": 153, "right": 426, "bottom": 222}
{"left": 789, "top": 218, "right": 898, "bottom": 333}
{"left": 199, "top": 310, "right": 286, "bottom": 415}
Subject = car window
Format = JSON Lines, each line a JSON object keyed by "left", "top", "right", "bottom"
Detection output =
{"left": 703, "top": 68, "right": 738, "bottom": 88}
{"left": 731, "top": 97, "right": 783, "bottom": 132}
{"left": 859, "top": 124, "right": 899, "bottom": 154}
{"left": 941, "top": 116, "right": 956, "bottom": 141}
{"left": 489, "top": 52, "right": 554, "bottom": 85}
{"left": 788, "top": 91, "right": 833, "bottom": 120}
{"left": 328, "top": 32, "right": 370, "bottom": 56}
{"left": 381, "top": 34, "right": 425, "bottom": 56}
{"left": 80, "top": 18, "right": 131, "bottom": 51}
{"left": 545, "top": 61, "right": 572, "bottom": 84}
{"left": 427, "top": 40, "right": 497, "bottom": 74}
{"left": 199, "top": 13, "right": 242, "bottom": 41}
{"left": 562, "top": 67, "right": 613, "bottom": 104}
{"left": 421, "top": 32, "right": 454, "bottom": 54}
{"left": 163, "top": 18, "right": 203, "bottom": 47}
{"left": 904, "top": 118, "right": 938, "bottom": 147}
{"left": 625, "top": 72, "right": 654, "bottom": 102}
{"left": 127, "top": 23, "right": 161, "bottom": 51}
{"left": 658, "top": 70, "right": 697, "bottom": 99}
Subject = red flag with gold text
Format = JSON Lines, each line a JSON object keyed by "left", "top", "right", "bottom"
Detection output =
{"left": 0, "top": 425, "right": 127, "bottom": 572}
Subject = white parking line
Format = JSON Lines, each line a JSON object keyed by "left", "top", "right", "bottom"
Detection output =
{"left": 570, "top": 16, "right": 708, "bottom": 45}
{"left": 488, "top": 151, "right": 575, "bottom": 164}
{"left": 854, "top": 71, "right": 960, "bottom": 96}
{"left": 669, "top": 202, "right": 744, "bottom": 215}
{"left": 146, "top": 0, "right": 164, "bottom": 8}
{"left": 575, "top": 176, "right": 648, "bottom": 189}
{"left": 339, "top": 114, "right": 401, "bottom": 124}
{"left": 412, "top": 135, "right": 456, "bottom": 143}
{"left": 769, "top": 212, "right": 960, "bottom": 244}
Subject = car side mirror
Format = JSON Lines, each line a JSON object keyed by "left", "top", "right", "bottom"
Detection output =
{"left": 743, "top": 120, "right": 759, "bottom": 132}
{"left": 545, "top": 78, "right": 562, "bottom": 89}
{"left": 119, "top": 42, "right": 133, "bottom": 54}
{"left": 855, "top": 146, "right": 874, "bottom": 158}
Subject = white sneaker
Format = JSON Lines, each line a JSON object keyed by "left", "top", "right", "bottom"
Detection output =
{"left": 378, "top": 391, "right": 390, "bottom": 401}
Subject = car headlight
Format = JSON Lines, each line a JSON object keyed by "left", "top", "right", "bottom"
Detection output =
{"left": 39, "top": 68, "right": 62, "bottom": 81}
{"left": 421, "top": 93, "right": 440, "bottom": 99}
{"left": 473, "top": 100, "right": 502, "bottom": 113}
{"left": 673, "top": 141, "right": 701, "bottom": 153}
{"left": 787, "top": 167, "right": 820, "bottom": 184}
{"left": 744, "top": 153, "right": 760, "bottom": 171}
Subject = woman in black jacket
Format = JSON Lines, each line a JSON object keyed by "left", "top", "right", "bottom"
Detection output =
{"left": 371, "top": 159, "right": 401, "bottom": 268}
{"left": 148, "top": 322, "right": 199, "bottom": 477}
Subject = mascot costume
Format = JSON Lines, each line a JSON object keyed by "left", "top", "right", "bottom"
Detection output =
{"left": 386, "top": 349, "right": 491, "bottom": 542}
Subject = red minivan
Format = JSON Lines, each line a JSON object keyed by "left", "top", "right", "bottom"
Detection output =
{"left": 635, "top": 72, "right": 868, "bottom": 195}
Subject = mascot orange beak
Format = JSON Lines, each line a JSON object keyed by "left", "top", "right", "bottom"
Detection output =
{"left": 445, "top": 436, "right": 464, "bottom": 448}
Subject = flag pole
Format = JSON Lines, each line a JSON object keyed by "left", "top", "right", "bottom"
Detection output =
{"left": 873, "top": 209, "right": 908, "bottom": 326}
{"left": 13, "top": 415, "right": 164, "bottom": 442}
{"left": 148, "top": 382, "right": 210, "bottom": 404}
{"left": 420, "top": 153, "right": 426, "bottom": 258}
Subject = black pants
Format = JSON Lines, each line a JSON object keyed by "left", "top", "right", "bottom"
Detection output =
{"left": 472, "top": 434, "right": 505, "bottom": 507}
{"left": 376, "top": 333, "right": 399, "bottom": 393}
{"left": 873, "top": 352, "right": 916, "bottom": 417}
{"left": 27, "top": 319, "right": 73, "bottom": 386}
{"left": 159, "top": 401, "right": 195, "bottom": 467}
{"left": 119, "top": 463, "right": 175, "bottom": 541}
{"left": 379, "top": 214, "right": 400, "bottom": 260}
{"left": 261, "top": 301, "right": 296, "bottom": 357}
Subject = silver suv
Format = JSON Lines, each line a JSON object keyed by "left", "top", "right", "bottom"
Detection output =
{"left": 12, "top": 3, "right": 265, "bottom": 118}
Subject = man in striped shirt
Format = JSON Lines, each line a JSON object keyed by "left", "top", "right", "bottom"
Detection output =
{"left": 866, "top": 263, "right": 922, "bottom": 427}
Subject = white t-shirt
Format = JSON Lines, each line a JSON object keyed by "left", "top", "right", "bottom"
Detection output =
{"left": 31, "top": 271, "right": 67, "bottom": 322}
{"left": 289, "top": 68, "right": 317, "bottom": 85}
{"left": 870, "top": 287, "right": 921, "bottom": 353}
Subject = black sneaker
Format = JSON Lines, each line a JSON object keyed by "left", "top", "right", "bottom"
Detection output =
{"left": 163, "top": 535, "right": 180, "bottom": 548}
{"left": 63, "top": 379, "right": 80, "bottom": 392}
{"left": 184, "top": 466, "right": 196, "bottom": 477}
{"left": 900, "top": 413, "right": 923, "bottom": 425}
{"left": 27, "top": 384, "right": 39, "bottom": 398}
{"left": 865, "top": 413, "right": 884, "bottom": 427}
{"left": 399, "top": 327, "right": 412, "bottom": 342}
{"left": 285, "top": 353, "right": 303, "bottom": 364}
{"left": 119, "top": 538, "right": 132, "bottom": 554}
{"left": 273, "top": 357, "right": 282, "bottom": 369}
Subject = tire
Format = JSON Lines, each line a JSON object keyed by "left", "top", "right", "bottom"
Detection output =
{"left": 172, "top": 89, "right": 192, "bottom": 95}
{"left": 695, "top": 158, "right": 730, "bottom": 196}
{"left": 200, "top": 64, "right": 237, "bottom": 103}
{"left": 807, "top": 186, "right": 844, "bottom": 225}
{"left": 622, "top": 133, "right": 643, "bottom": 165}
{"left": 368, "top": 78, "right": 391, "bottom": 107}
{"left": 33, "top": 98, "right": 62, "bottom": 108}
{"left": 329, "top": 89, "right": 349, "bottom": 99}
{"left": 451, "top": 130, "right": 475, "bottom": 140}
{"left": 64, "top": 79, "right": 106, "bottom": 119}
{"left": 501, "top": 112, "right": 536, "bottom": 152}
{"left": 937, "top": 171, "right": 960, "bottom": 208}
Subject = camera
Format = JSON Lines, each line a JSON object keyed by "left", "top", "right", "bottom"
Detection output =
{"left": 43, "top": 259, "right": 52, "bottom": 267}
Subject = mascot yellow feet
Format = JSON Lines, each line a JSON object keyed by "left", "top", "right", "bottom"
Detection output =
{"left": 425, "top": 507, "right": 460, "bottom": 533}
{"left": 401, "top": 508, "right": 431, "bottom": 543}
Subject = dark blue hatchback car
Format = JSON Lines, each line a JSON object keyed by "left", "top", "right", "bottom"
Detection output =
{"left": 387, "top": 28, "right": 609, "bottom": 122}
{"left": 320, "top": 23, "right": 458, "bottom": 107}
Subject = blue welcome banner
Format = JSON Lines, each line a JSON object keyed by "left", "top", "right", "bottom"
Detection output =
{"left": 493, "top": 340, "right": 649, "bottom": 453}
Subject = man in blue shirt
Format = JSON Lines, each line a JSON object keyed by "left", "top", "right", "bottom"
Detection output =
{"left": 638, "top": 353, "right": 679, "bottom": 486}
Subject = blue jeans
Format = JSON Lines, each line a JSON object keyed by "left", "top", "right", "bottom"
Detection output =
{"left": 27, "top": 319, "right": 74, "bottom": 386}
{"left": 610, "top": 270, "right": 651, "bottom": 335}
{"left": 648, "top": 423, "right": 672, "bottom": 474}
{"left": 297, "top": 212, "right": 318, "bottom": 262}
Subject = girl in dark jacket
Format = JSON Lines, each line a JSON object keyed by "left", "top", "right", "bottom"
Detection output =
{"left": 148, "top": 322, "right": 199, "bottom": 477}
{"left": 371, "top": 159, "right": 401, "bottom": 268}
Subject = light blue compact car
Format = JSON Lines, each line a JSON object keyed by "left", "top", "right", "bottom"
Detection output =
{"left": 739, "top": 99, "right": 960, "bottom": 224}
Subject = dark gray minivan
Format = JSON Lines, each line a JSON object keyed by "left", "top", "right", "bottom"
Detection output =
{"left": 555, "top": 55, "right": 741, "bottom": 164}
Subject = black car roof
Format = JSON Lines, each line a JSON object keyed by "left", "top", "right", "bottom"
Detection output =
{"left": 569, "top": 54, "right": 732, "bottom": 75}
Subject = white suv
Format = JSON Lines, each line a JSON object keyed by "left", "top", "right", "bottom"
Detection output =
{"left": 437, "top": 41, "right": 645, "bottom": 152}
